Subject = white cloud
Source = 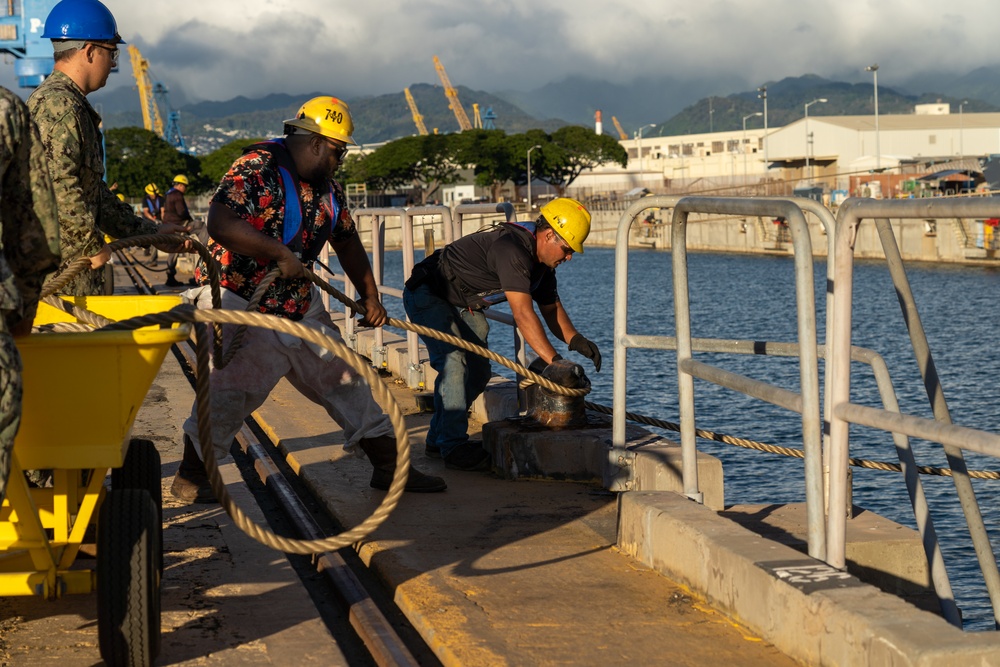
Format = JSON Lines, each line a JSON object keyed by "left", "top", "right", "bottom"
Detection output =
{"left": 8, "top": 0, "right": 1000, "bottom": 103}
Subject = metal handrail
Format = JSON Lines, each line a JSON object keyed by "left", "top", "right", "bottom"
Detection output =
{"left": 343, "top": 202, "right": 522, "bottom": 389}
{"left": 829, "top": 197, "right": 1000, "bottom": 628}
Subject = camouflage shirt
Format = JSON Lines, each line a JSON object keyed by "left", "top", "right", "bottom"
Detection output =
{"left": 0, "top": 87, "right": 61, "bottom": 332}
{"left": 27, "top": 71, "right": 157, "bottom": 295}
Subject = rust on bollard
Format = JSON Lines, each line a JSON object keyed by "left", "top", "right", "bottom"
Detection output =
{"left": 525, "top": 359, "right": 591, "bottom": 429}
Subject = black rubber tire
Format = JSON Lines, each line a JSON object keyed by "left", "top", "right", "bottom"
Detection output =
{"left": 112, "top": 439, "right": 163, "bottom": 573}
{"left": 103, "top": 262, "right": 115, "bottom": 295}
{"left": 97, "top": 488, "right": 162, "bottom": 666}
{"left": 111, "top": 439, "right": 163, "bottom": 522}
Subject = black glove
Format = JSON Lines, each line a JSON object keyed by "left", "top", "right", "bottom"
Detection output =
{"left": 569, "top": 334, "right": 601, "bottom": 372}
{"left": 527, "top": 354, "right": 562, "bottom": 375}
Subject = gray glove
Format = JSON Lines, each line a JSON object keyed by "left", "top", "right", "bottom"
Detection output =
{"left": 569, "top": 334, "right": 601, "bottom": 372}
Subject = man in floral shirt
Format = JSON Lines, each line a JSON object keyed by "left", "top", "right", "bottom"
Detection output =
{"left": 171, "top": 96, "right": 446, "bottom": 502}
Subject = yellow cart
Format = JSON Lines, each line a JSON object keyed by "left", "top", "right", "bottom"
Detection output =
{"left": 0, "top": 295, "right": 190, "bottom": 666}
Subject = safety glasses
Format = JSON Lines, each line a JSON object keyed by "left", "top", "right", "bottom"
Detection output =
{"left": 88, "top": 42, "right": 119, "bottom": 66}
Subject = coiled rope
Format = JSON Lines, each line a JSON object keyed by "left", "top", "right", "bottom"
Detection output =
{"left": 36, "top": 235, "right": 999, "bottom": 557}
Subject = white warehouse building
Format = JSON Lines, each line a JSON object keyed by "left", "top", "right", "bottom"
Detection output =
{"left": 569, "top": 105, "right": 1000, "bottom": 201}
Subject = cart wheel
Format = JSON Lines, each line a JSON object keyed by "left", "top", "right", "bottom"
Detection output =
{"left": 112, "top": 439, "right": 163, "bottom": 522}
{"left": 98, "top": 488, "right": 161, "bottom": 666}
{"left": 112, "top": 439, "right": 164, "bottom": 573}
{"left": 103, "top": 262, "right": 115, "bottom": 295}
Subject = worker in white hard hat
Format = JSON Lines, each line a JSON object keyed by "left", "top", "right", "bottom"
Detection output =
{"left": 402, "top": 197, "right": 601, "bottom": 471}
{"left": 170, "top": 96, "right": 447, "bottom": 503}
{"left": 27, "top": 0, "right": 191, "bottom": 295}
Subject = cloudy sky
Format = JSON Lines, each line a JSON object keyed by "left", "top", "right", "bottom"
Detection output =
{"left": 5, "top": 0, "right": 1000, "bottom": 103}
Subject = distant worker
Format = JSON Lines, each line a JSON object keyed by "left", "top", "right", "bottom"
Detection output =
{"left": 402, "top": 197, "right": 602, "bottom": 470}
{"left": 163, "top": 174, "right": 194, "bottom": 286}
{"left": 27, "top": 0, "right": 189, "bottom": 296}
{"left": 0, "top": 86, "right": 62, "bottom": 502}
{"left": 141, "top": 183, "right": 162, "bottom": 222}
{"left": 170, "top": 96, "right": 446, "bottom": 503}
{"left": 140, "top": 183, "right": 162, "bottom": 258}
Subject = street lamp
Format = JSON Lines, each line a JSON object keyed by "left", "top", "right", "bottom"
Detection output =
{"left": 636, "top": 123, "right": 656, "bottom": 174}
{"left": 757, "top": 85, "right": 769, "bottom": 169}
{"left": 742, "top": 112, "right": 763, "bottom": 181}
{"left": 804, "top": 98, "right": 827, "bottom": 180}
{"left": 959, "top": 99, "right": 968, "bottom": 159}
{"left": 865, "top": 64, "right": 880, "bottom": 170}
{"left": 526, "top": 144, "right": 541, "bottom": 211}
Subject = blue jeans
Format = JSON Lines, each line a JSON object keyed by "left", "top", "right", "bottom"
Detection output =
{"left": 403, "top": 283, "right": 492, "bottom": 457}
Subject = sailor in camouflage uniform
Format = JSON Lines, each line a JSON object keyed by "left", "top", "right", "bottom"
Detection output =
{"left": 0, "top": 86, "right": 63, "bottom": 503}
{"left": 28, "top": 0, "right": 190, "bottom": 296}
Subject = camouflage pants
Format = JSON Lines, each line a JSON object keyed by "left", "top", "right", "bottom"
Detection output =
{"left": 0, "top": 332, "right": 22, "bottom": 505}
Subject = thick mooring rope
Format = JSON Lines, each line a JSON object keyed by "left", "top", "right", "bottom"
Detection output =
{"left": 35, "top": 234, "right": 999, "bottom": 559}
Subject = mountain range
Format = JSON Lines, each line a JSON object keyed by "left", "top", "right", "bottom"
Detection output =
{"left": 91, "top": 70, "right": 1000, "bottom": 155}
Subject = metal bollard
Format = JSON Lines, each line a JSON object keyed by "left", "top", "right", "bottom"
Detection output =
{"left": 525, "top": 359, "right": 590, "bottom": 429}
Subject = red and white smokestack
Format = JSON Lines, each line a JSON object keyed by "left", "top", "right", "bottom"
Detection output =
{"left": 595, "top": 110, "right": 603, "bottom": 136}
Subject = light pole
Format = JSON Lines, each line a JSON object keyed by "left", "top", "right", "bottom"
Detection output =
{"left": 742, "top": 112, "right": 763, "bottom": 181}
{"left": 636, "top": 123, "right": 655, "bottom": 175}
{"left": 959, "top": 99, "right": 968, "bottom": 159}
{"left": 865, "top": 64, "right": 880, "bottom": 170}
{"left": 526, "top": 144, "right": 541, "bottom": 211}
{"left": 804, "top": 98, "right": 827, "bottom": 180}
{"left": 757, "top": 85, "right": 769, "bottom": 169}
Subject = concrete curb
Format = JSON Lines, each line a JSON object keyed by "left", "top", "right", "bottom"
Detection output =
{"left": 618, "top": 491, "right": 1000, "bottom": 666}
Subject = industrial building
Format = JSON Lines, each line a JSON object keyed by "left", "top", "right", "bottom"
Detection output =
{"left": 570, "top": 104, "right": 1000, "bottom": 202}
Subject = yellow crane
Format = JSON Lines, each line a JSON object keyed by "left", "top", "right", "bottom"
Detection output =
{"left": 472, "top": 103, "right": 481, "bottom": 129}
{"left": 612, "top": 116, "right": 628, "bottom": 141}
{"left": 404, "top": 87, "right": 428, "bottom": 135}
{"left": 433, "top": 55, "right": 473, "bottom": 131}
{"left": 128, "top": 44, "right": 163, "bottom": 138}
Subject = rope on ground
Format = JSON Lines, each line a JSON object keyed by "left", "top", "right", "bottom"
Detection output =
{"left": 100, "top": 304, "right": 410, "bottom": 555}
{"left": 583, "top": 401, "right": 1000, "bottom": 480}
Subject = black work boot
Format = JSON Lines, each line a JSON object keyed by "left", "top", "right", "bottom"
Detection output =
{"left": 358, "top": 436, "right": 447, "bottom": 493}
{"left": 170, "top": 435, "right": 217, "bottom": 504}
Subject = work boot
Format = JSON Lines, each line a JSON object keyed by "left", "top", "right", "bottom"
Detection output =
{"left": 358, "top": 435, "right": 447, "bottom": 493}
{"left": 164, "top": 274, "right": 183, "bottom": 287}
{"left": 443, "top": 441, "right": 491, "bottom": 471}
{"left": 169, "top": 435, "right": 217, "bottom": 504}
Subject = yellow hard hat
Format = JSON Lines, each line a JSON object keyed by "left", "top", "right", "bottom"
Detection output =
{"left": 144, "top": 183, "right": 159, "bottom": 196}
{"left": 116, "top": 193, "right": 125, "bottom": 201}
{"left": 172, "top": 174, "right": 189, "bottom": 185}
{"left": 283, "top": 96, "right": 356, "bottom": 146}
{"left": 540, "top": 197, "right": 591, "bottom": 254}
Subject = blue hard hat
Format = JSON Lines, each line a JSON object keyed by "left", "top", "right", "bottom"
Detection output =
{"left": 42, "top": 0, "right": 125, "bottom": 43}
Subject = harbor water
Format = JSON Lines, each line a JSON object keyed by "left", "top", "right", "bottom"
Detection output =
{"left": 369, "top": 246, "right": 1000, "bottom": 631}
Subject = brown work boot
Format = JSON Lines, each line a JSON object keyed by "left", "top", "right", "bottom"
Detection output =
{"left": 358, "top": 435, "right": 447, "bottom": 493}
{"left": 169, "top": 435, "right": 217, "bottom": 504}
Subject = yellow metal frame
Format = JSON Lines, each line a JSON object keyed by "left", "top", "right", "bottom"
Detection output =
{"left": 0, "top": 296, "right": 189, "bottom": 599}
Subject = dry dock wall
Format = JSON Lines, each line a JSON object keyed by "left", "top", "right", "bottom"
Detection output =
{"left": 362, "top": 211, "right": 997, "bottom": 264}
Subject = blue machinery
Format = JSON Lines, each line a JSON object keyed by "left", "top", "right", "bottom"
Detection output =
{"left": 0, "top": 0, "right": 58, "bottom": 88}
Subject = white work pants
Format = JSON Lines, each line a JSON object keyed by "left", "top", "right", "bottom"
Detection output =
{"left": 181, "top": 286, "right": 393, "bottom": 461}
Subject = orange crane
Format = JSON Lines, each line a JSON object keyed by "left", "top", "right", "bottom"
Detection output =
{"left": 433, "top": 55, "right": 473, "bottom": 131}
{"left": 612, "top": 116, "right": 628, "bottom": 141}
{"left": 404, "top": 87, "right": 429, "bottom": 135}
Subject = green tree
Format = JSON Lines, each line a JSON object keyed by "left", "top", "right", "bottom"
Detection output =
{"left": 198, "top": 137, "right": 267, "bottom": 187}
{"left": 361, "top": 134, "right": 462, "bottom": 203}
{"left": 105, "top": 127, "right": 201, "bottom": 197}
{"left": 453, "top": 129, "right": 519, "bottom": 202}
{"left": 541, "top": 126, "right": 628, "bottom": 194}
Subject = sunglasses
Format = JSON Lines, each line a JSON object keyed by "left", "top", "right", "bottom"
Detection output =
{"left": 323, "top": 137, "right": 349, "bottom": 161}
{"left": 89, "top": 42, "right": 119, "bottom": 66}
